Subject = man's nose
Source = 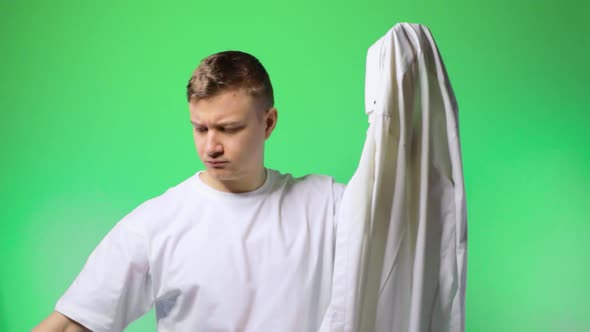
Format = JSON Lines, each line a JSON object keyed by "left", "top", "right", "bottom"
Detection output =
{"left": 205, "top": 131, "right": 223, "bottom": 158}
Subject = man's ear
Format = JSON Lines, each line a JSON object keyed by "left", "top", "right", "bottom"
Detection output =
{"left": 264, "top": 107, "right": 278, "bottom": 139}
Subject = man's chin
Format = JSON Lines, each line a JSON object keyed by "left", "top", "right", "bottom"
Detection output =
{"left": 206, "top": 168, "right": 238, "bottom": 181}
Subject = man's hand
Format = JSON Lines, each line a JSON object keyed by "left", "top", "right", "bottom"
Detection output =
{"left": 32, "top": 311, "right": 90, "bottom": 332}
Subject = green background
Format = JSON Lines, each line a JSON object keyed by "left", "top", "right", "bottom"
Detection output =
{"left": 1, "top": 0, "right": 588, "bottom": 331}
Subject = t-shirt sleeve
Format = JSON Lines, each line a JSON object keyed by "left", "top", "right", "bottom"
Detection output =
{"left": 55, "top": 216, "right": 154, "bottom": 332}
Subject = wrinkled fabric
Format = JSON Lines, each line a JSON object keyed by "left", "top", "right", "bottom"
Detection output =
{"left": 320, "top": 22, "right": 468, "bottom": 332}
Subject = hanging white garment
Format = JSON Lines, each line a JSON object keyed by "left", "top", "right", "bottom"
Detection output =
{"left": 319, "top": 23, "right": 468, "bottom": 332}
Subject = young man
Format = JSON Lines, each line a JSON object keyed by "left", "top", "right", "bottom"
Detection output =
{"left": 34, "top": 50, "right": 346, "bottom": 332}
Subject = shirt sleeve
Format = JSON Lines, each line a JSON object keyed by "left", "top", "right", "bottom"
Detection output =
{"left": 332, "top": 180, "right": 346, "bottom": 230}
{"left": 55, "top": 216, "right": 154, "bottom": 332}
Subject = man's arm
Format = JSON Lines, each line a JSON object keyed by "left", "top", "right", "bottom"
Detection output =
{"left": 32, "top": 311, "right": 90, "bottom": 332}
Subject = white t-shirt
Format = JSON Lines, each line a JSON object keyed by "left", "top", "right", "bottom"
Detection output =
{"left": 55, "top": 168, "right": 346, "bottom": 332}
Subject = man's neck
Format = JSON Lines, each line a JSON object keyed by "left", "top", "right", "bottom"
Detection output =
{"left": 199, "top": 168, "right": 267, "bottom": 193}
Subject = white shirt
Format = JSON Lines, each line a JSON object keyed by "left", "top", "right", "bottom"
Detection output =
{"left": 319, "top": 22, "right": 467, "bottom": 332}
{"left": 55, "top": 168, "right": 346, "bottom": 332}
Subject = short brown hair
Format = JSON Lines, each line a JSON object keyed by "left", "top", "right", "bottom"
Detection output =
{"left": 186, "top": 50, "right": 274, "bottom": 110}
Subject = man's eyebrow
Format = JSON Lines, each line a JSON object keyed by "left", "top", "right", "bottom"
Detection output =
{"left": 218, "top": 122, "right": 244, "bottom": 127}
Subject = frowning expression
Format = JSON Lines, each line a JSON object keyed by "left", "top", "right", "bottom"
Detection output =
{"left": 189, "top": 88, "right": 276, "bottom": 182}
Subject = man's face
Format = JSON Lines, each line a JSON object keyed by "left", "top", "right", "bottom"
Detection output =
{"left": 189, "top": 88, "right": 276, "bottom": 184}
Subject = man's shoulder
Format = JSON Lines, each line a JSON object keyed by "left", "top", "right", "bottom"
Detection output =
{"left": 137, "top": 173, "right": 196, "bottom": 209}
{"left": 114, "top": 172, "right": 198, "bottom": 232}
{"left": 268, "top": 169, "right": 346, "bottom": 219}
{"left": 269, "top": 169, "right": 346, "bottom": 196}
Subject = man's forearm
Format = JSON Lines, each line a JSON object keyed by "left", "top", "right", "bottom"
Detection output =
{"left": 32, "top": 311, "right": 90, "bottom": 332}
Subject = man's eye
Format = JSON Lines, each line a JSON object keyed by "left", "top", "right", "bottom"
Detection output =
{"left": 221, "top": 127, "right": 239, "bottom": 133}
{"left": 195, "top": 127, "right": 207, "bottom": 133}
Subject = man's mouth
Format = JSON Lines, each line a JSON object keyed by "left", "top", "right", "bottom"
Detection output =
{"left": 205, "top": 161, "right": 228, "bottom": 167}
